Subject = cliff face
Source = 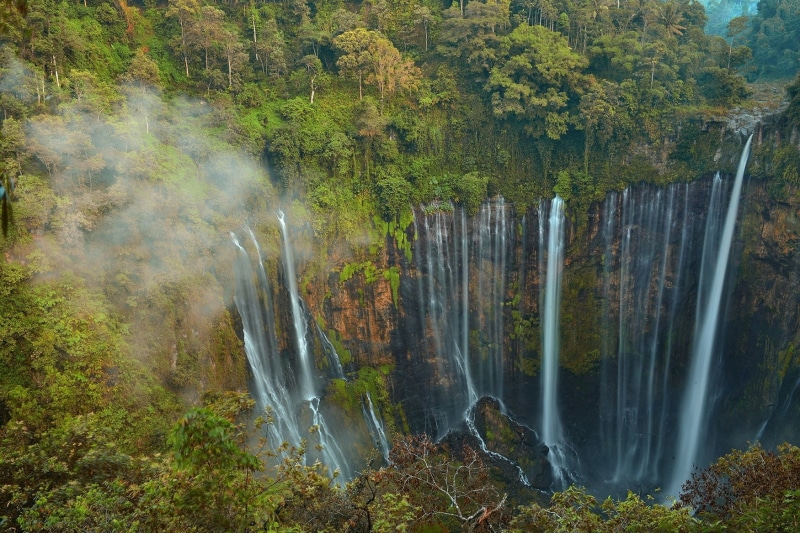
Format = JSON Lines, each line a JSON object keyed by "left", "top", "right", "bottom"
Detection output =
{"left": 722, "top": 184, "right": 800, "bottom": 448}
{"left": 265, "top": 165, "right": 800, "bottom": 492}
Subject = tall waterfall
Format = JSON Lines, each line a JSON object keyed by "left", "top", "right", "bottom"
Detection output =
{"left": 596, "top": 185, "right": 692, "bottom": 486}
{"left": 540, "top": 196, "right": 567, "bottom": 484}
{"left": 276, "top": 211, "right": 354, "bottom": 481}
{"left": 277, "top": 210, "right": 316, "bottom": 402}
{"left": 668, "top": 135, "right": 753, "bottom": 497}
{"left": 230, "top": 145, "right": 758, "bottom": 493}
{"left": 230, "top": 230, "right": 302, "bottom": 450}
{"left": 473, "top": 199, "right": 508, "bottom": 399}
{"left": 413, "top": 200, "right": 509, "bottom": 436}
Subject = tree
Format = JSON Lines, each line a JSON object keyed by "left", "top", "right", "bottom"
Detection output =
{"left": 366, "top": 34, "right": 421, "bottom": 108}
{"left": 379, "top": 435, "right": 510, "bottom": 531}
{"left": 659, "top": 2, "right": 686, "bottom": 38}
{"left": 254, "top": 18, "right": 286, "bottom": 78}
{"left": 334, "top": 28, "right": 375, "bottom": 100}
{"left": 0, "top": 166, "right": 13, "bottom": 238}
{"left": 221, "top": 27, "right": 247, "bottom": 90}
{"left": 299, "top": 54, "right": 325, "bottom": 104}
{"left": 166, "top": 0, "right": 200, "bottom": 78}
{"left": 486, "top": 23, "right": 588, "bottom": 140}
{"left": 679, "top": 443, "right": 800, "bottom": 520}
{"left": 191, "top": 6, "right": 226, "bottom": 72}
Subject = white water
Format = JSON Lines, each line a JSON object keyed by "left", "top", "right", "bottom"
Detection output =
{"left": 316, "top": 323, "right": 345, "bottom": 379}
{"left": 277, "top": 210, "right": 316, "bottom": 402}
{"left": 309, "top": 396, "right": 352, "bottom": 480}
{"left": 603, "top": 186, "right": 687, "bottom": 485}
{"left": 541, "top": 196, "right": 567, "bottom": 485}
{"left": 362, "top": 392, "right": 391, "bottom": 463}
{"left": 668, "top": 135, "right": 753, "bottom": 498}
{"left": 275, "top": 212, "right": 353, "bottom": 482}
{"left": 414, "top": 202, "right": 509, "bottom": 436}
{"left": 474, "top": 199, "right": 508, "bottom": 398}
{"left": 230, "top": 230, "right": 302, "bottom": 449}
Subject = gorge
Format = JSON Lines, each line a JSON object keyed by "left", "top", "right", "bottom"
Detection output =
{"left": 230, "top": 135, "right": 800, "bottom": 499}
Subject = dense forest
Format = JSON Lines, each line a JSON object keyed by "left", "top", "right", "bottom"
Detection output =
{"left": 2, "top": 0, "right": 800, "bottom": 530}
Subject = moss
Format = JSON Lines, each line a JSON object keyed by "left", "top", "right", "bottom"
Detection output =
{"left": 517, "top": 354, "right": 540, "bottom": 377}
{"left": 339, "top": 261, "right": 380, "bottom": 285}
{"left": 560, "top": 266, "right": 602, "bottom": 375}
{"left": 778, "top": 343, "right": 797, "bottom": 384}
{"left": 383, "top": 266, "right": 400, "bottom": 308}
{"left": 327, "top": 365, "right": 399, "bottom": 434}
{"left": 327, "top": 329, "right": 353, "bottom": 366}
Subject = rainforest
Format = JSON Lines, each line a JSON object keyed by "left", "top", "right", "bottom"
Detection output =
{"left": 2, "top": 0, "right": 800, "bottom": 530}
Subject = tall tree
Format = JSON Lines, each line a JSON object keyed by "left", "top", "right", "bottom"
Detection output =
{"left": 486, "top": 23, "right": 588, "bottom": 139}
{"left": 333, "top": 28, "right": 375, "bottom": 100}
{"left": 166, "top": 0, "right": 200, "bottom": 78}
{"left": 366, "top": 34, "right": 421, "bottom": 108}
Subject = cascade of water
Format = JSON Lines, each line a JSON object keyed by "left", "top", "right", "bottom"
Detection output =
{"left": 309, "top": 397, "right": 352, "bottom": 480}
{"left": 316, "top": 323, "right": 345, "bottom": 379}
{"left": 599, "top": 191, "right": 618, "bottom": 467}
{"left": 668, "top": 136, "right": 753, "bottom": 498}
{"left": 277, "top": 210, "right": 316, "bottom": 402}
{"left": 464, "top": 403, "right": 531, "bottom": 487}
{"left": 362, "top": 392, "right": 391, "bottom": 463}
{"left": 541, "top": 196, "right": 567, "bottom": 484}
{"left": 459, "top": 210, "right": 477, "bottom": 407}
{"left": 473, "top": 199, "right": 508, "bottom": 398}
{"left": 610, "top": 186, "right": 679, "bottom": 483}
{"left": 416, "top": 206, "right": 475, "bottom": 436}
{"left": 230, "top": 230, "right": 302, "bottom": 449}
{"left": 653, "top": 184, "right": 691, "bottom": 477}
{"left": 275, "top": 212, "right": 354, "bottom": 482}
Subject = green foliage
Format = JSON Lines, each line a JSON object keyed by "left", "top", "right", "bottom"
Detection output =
{"left": 746, "top": 0, "right": 800, "bottom": 78}
{"left": 168, "top": 405, "right": 259, "bottom": 472}
{"left": 375, "top": 173, "right": 412, "bottom": 221}
{"left": 511, "top": 486, "right": 696, "bottom": 532}
{"left": 679, "top": 443, "right": 800, "bottom": 521}
{"left": 340, "top": 260, "right": 379, "bottom": 285}
{"left": 383, "top": 266, "right": 401, "bottom": 308}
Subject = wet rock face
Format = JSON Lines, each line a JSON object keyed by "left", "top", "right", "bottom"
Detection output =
{"left": 441, "top": 396, "right": 552, "bottom": 494}
{"left": 720, "top": 185, "right": 800, "bottom": 450}
{"left": 470, "top": 397, "right": 552, "bottom": 490}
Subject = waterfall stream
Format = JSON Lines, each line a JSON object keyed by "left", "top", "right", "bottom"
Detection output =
{"left": 667, "top": 135, "right": 753, "bottom": 497}
{"left": 540, "top": 196, "right": 568, "bottom": 485}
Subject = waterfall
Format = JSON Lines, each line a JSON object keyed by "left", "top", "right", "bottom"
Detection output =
{"left": 540, "top": 196, "right": 567, "bottom": 484}
{"left": 668, "top": 135, "right": 753, "bottom": 497}
{"left": 604, "top": 186, "right": 684, "bottom": 484}
{"left": 473, "top": 199, "right": 508, "bottom": 399}
{"left": 316, "top": 323, "right": 345, "bottom": 379}
{"left": 413, "top": 200, "right": 510, "bottom": 437}
{"left": 362, "top": 392, "right": 391, "bottom": 463}
{"left": 417, "top": 206, "right": 474, "bottom": 435}
{"left": 309, "top": 397, "right": 353, "bottom": 480}
{"left": 275, "top": 211, "right": 354, "bottom": 481}
{"left": 230, "top": 230, "right": 302, "bottom": 450}
{"left": 277, "top": 210, "right": 316, "bottom": 402}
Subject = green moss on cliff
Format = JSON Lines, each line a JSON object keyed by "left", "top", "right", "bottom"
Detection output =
{"left": 560, "top": 267, "right": 602, "bottom": 375}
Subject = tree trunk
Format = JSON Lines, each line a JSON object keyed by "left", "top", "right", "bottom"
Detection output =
{"left": 228, "top": 51, "right": 233, "bottom": 88}
{"left": 52, "top": 56, "right": 60, "bottom": 89}
{"left": 252, "top": 10, "right": 258, "bottom": 62}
